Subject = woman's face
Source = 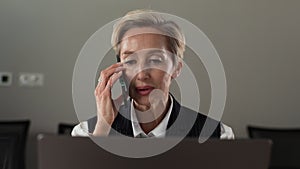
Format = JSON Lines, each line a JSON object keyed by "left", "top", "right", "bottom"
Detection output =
{"left": 119, "top": 27, "right": 179, "bottom": 111}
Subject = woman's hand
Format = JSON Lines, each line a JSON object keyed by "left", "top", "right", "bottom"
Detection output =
{"left": 93, "top": 62, "right": 125, "bottom": 136}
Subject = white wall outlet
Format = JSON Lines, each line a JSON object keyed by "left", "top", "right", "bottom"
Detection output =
{"left": 19, "top": 73, "right": 44, "bottom": 87}
{"left": 0, "top": 72, "right": 13, "bottom": 87}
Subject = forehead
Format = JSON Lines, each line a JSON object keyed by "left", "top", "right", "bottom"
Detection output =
{"left": 120, "top": 27, "right": 169, "bottom": 57}
{"left": 122, "top": 27, "right": 164, "bottom": 39}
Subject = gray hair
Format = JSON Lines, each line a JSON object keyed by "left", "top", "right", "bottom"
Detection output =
{"left": 111, "top": 9, "right": 186, "bottom": 60}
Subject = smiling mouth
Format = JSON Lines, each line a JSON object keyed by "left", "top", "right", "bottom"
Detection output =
{"left": 136, "top": 86, "right": 154, "bottom": 96}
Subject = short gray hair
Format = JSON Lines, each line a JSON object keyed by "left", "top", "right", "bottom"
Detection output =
{"left": 111, "top": 9, "right": 186, "bottom": 59}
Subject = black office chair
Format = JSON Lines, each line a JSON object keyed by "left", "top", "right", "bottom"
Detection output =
{"left": 248, "top": 126, "right": 300, "bottom": 169}
{"left": 0, "top": 120, "right": 30, "bottom": 169}
{"left": 58, "top": 123, "right": 76, "bottom": 135}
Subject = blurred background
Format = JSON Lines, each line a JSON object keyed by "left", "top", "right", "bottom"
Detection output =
{"left": 1, "top": 0, "right": 299, "bottom": 169}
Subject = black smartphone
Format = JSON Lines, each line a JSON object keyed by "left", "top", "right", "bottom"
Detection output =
{"left": 116, "top": 55, "right": 128, "bottom": 107}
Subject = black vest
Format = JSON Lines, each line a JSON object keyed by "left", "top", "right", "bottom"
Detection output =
{"left": 87, "top": 97, "right": 221, "bottom": 138}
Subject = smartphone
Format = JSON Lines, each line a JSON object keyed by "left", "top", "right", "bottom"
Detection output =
{"left": 116, "top": 55, "right": 128, "bottom": 107}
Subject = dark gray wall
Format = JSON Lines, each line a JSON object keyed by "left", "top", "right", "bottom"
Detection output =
{"left": 1, "top": 0, "right": 300, "bottom": 169}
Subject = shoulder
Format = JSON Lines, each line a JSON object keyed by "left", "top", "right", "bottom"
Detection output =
{"left": 71, "top": 121, "right": 90, "bottom": 137}
{"left": 220, "top": 123, "right": 235, "bottom": 139}
{"left": 180, "top": 106, "right": 235, "bottom": 139}
{"left": 172, "top": 104, "right": 221, "bottom": 138}
{"left": 179, "top": 105, "right": 220, "bottom": 127}
{"left": 171, "top": 95, "right": 215, "bottom": 121}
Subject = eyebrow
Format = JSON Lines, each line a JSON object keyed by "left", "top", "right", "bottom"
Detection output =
{"left": 147, "top": 49, "right": 166, "bottom": 55}
{"left": 121, "top": 49, "right": 166, "bottom": 59}
{"left": 121, "top": 51, "right": 135, "bottom": 59}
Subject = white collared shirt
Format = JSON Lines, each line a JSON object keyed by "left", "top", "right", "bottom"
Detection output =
{"left": 131, "top": 96, "right": 174, "bottom": 138}
{"left": 72, "top": 98, "right": 235, "bottom": 139}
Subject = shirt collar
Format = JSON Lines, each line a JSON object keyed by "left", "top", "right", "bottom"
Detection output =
{"left": 131, "top": 96, "right": 173, "bottom": 138}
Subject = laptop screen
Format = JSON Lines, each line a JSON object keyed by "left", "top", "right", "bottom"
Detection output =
{"left": 37, "top": 135, "right": 271, "bottom": 169}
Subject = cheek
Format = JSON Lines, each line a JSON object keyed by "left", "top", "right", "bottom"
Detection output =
{"left": 124, "top": 70, "right": 135, "bottom": 84}
{"left": 161, "top": 62, "right": 174, "bottom": 75}
{"left": 155, "top": 71, "right": 172, "bottom": 88}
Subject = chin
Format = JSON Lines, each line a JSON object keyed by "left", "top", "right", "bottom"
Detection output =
{"left": 132, "top": 97, "right": 151, "bottom": 108}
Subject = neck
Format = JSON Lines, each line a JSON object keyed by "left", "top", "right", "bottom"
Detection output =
{"left": 137, "top": 96, "right": 171, "bottom": 134}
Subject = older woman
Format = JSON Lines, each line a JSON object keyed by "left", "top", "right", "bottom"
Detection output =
{"left": 72, "top": 9, "right": 234, "bottom": 139}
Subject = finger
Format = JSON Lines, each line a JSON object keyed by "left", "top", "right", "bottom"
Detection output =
{"left": 97, "top": 73, "right": 109, "bottom": 93}
{"left": 101, "top": 70, "right": 123, "bottom": 92}
{"left": 110, "top": 71, "right": 123, "bottom": 86}
{"left": 101, "top": 71, "right": 123, "bottom": 102}
{"left": 101, "top": 74, "right": 113, "bottom": 97}
{"left": 99, "top": 62, "right": 123, "bottom": 81}
{"left": 97, "top": 66, "right": 125, "bottom": 92}
{"left": 100, "top": 66, "right": 125, "bottom": 81}
{"left": 95, "top": 72, "right": 115, "bottom": 98}
{"left": 106, "top": 62, "right": 123, "bottom": 70}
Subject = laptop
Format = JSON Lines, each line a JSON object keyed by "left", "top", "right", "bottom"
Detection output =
{"left": 37, "top": 134, "right": 272, "bottom": 169}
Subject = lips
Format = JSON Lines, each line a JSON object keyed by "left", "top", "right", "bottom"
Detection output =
{"left": 135, "top": 86, "right": 154, "bottom": 96}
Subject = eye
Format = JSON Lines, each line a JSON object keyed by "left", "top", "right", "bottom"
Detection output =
{"left": 124, "top": 59, "right": 137, "bottom": 66}
{"left": 149, "top": 59, "right": 162, "bottom": 64}
{"left": 148, "top": 54, "right": 163, "bottom": 64}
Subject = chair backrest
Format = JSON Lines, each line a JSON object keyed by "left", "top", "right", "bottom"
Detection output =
{"left": 58, "top": 123, "right": 76, "bottom": 135}
{"left": 0, "top": 120, "right": 30, "bottom": 169}
{"left": 247, "top": 126, "right": 300, "bottom": 169}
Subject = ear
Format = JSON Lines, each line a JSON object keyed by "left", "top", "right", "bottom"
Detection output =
{"left": 171, "top": 61, "right": 183, "bottom": 79}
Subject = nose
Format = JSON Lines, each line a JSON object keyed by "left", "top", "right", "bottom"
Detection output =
{"left": 136, "top": 69, "right": 150, "bottom": 81}
{"left": 133, "top": 58, "right": 151, "bottom": 81}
